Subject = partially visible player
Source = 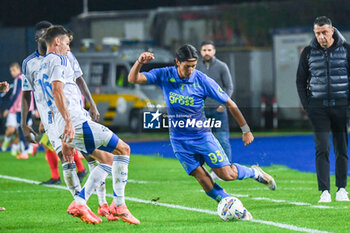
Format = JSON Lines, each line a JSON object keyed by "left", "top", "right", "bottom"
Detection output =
{"left": 2, "top": 62, "right": 37, "bottom": 158}
{"left": 0, "top": 81, "right": 9, "bottom": 212}
{"left": 38, "top": 122, "right": 87, "bottom": 185}
{"left": 22, "top": 22, "right": 124, "bottom": 224}
{"left": 20, "top": 22, "right": 112, "bottom": 220}
{"left": 128, "top": 45, "right": 276, "bottom": 215}
{"left": 36, "top": 25, "right": 139, "bottom": 225}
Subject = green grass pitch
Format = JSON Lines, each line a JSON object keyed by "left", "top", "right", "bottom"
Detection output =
{"left": 0, "top": 152, "right": 349, "bottom": 233}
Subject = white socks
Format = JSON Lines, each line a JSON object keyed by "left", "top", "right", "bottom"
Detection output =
{"left": 62, "top": 162, "right": 81, "bottom": 197}
{"left": 88, "top": 160, "right": 107, "bottom": 206}
{"left": 76, "top": 164, "right": 111, "bottom": 205}
{"left": 112, "top": 155, "right": 129, "bottom": 206}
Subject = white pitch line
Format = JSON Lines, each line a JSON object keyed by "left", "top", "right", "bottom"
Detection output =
{"left": 228, "top": 192, "right": 347, "bottom": 210}
{"left": 0, "top": 174, "right": 331, "bottom": 233}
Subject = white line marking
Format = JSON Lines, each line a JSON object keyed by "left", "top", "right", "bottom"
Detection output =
{"left": 0, "top": 174, "right": 331, "bottom": 233}
{"left": 231, "top": 193, "right": 348, "bottom": 209}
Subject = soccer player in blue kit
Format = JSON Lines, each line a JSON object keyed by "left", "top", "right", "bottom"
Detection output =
{"left": 129, "top": 45, "right": 276, "bottom": 217}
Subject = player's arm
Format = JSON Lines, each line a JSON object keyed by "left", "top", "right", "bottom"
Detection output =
{"left": 0, "top": 81, "right": 9, "bottom": 92}
{"left": 51, "top": 80, "right": 75, "bottom": 143}
{"left": 21, "top": 90, "right": 38, "bottom": 143}
{"left": 75, "top": 77, "right": 100, "bottom": 122}
{"left": 225, "top": 98, "right": 253, "bottom": 146}
{"left": 128, "top": 52, "right": 155, "bottom": 84}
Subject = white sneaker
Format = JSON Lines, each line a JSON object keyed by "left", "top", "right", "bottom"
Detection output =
{"left": 336, "top": 188, "right": 350, "bottom": 201}
{"left": 318, "top": 190, "right": 331, "bottom": 203}
{"left": 251, "top": 165, "right": 276, "bottom": 190}
{"left": 210, "top": 171, "right": 222, "bottom": 181}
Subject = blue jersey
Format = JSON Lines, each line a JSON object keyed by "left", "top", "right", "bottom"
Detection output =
{"left": 143, "top": 66, "right": 229, "bottom": 139}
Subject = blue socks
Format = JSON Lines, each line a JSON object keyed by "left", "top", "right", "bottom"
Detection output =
{"left": 233, "top": 163, "right": 255, "bottom": 180}
{"left": 206, "top": 183, "right": 230, "bottom": 202}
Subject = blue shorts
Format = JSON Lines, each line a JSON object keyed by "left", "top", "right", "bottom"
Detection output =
{"left": 170, "top": 132, "right": 231, "bottom": 175}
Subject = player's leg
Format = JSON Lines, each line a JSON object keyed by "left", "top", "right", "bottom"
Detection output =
{"left": 108, "top": 139, "right": 139, "bottom": 224}
{"left": 11, "top": 132, "right": 20, "bottom": 156}
{"left": 2, "top": 112, "right": 17, "bottom": 152}
{"left": 46, "top": 129, "right": 82, "bottom": 197}
{"left": 25, "top": 112, "right": 38, "bottom": 156}
{"left": 39, "top": 133, "right": 61, "bottom": 185}
{"left": 2, "top": 126, "right": 15, "bottom": 151}
{"left": 67, "top": 121, "right": 136, "bottom": 223}
{"left": 191, "top": 165, "right": 231, "bottom": 202}
{"left": 73, "top": 150, "right": 88, "bottom": 183}
{"left": 84, "top": 156, "right": 119, "bottom": 221}
{"left": 203, "top": 133, "right": 276, "bottom": 190}
{"left": 16, "top": 113, "right": 29, "bottom": 159}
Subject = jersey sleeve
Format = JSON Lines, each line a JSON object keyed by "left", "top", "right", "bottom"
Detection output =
{"left": 48, "top": 56, "right": 67, "bottom": 84}
{"left": 21, "top": 61, "right": 33, "bottom": 91}
{"left": 142, "top": 68, "right": 165, "bottom": 86}
{"left": 203, "top": 75, "right": 229, "bottom": 104}
{"left": 67, "top": 52, "right": 83, "bottom": 81}
{"left": 22, "top": 74, "right": 33, "bottom": 91}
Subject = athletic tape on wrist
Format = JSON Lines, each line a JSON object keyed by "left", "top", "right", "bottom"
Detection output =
{"left": 240, "top": 124, "right": 250, "bottom": 133}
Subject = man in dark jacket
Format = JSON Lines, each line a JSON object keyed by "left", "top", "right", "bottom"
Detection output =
{"left": 296, "top": 16, "right": 350, "bottom": 203}
{"left": 197, "top": 40, "right": 234, "bottom": 180}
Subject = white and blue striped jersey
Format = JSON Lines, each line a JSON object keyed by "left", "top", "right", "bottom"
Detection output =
{"left": 22, "top": 51, "right": 85, "bottom": 130}
{"left": 38, "top": 52, "right": 90, "bottom": 137}
{"left": 22, "top": 51, "right": 49, "bottom": 124}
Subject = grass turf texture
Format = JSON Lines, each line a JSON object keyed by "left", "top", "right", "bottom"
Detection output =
{"left": 0, "top": 152, "right": 349, "bottom": 233}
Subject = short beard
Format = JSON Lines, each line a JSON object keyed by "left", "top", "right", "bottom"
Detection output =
{"left": 204, "top": 57, "right": 212, "bottom": 63}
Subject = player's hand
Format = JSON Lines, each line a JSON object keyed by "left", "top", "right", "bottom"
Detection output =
{"left": 63, "top": 120, "right": 75, "bottom": 143}
{"left": 216, "top": 105, "right": 225, "bottom": 113}
{"left": 138, "top": 52, "right": 154, "bottom": 64}
{"left": 3, "top": 110, "right": 8, "bottom": 118}
{"left": 0, "top": 81, "right": 9, "bottom": 93}
{"left": 62, "top": 142, "right": 74, "bottom": 163}
{"left": 242, "top": 132, "right": 254, "bottom": 146}
{"left": 89, "top": 104, "right": 100, "bottom": 122}
{"left": 34, "top": 110, "right": 40, "bottom": 118}
{"left": 39, "top": 122, "right": 45, "bottom": 133}
{"left": 21, "top": 124, "right": 38, "bottom": 144}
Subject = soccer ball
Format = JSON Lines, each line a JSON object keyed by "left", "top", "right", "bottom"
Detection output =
{"left": 217, "top": 196, "right": 246, "bottom": 221}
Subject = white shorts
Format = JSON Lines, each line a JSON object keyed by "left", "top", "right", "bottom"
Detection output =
{"left": 46, "top": 123, "right": 62, "bottom": 154}
{"left": 6, "top": 112, "right": 17, "bottom": 128}
{"left": 66, "top": 120, "right": 119, "bottom": 155}
{"left": 6, "top": 112, "right": 33, "bottom": 128}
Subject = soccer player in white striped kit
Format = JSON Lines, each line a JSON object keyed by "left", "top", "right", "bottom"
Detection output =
{"left": 27, "top": 25, "right": 139, "bottom": 224}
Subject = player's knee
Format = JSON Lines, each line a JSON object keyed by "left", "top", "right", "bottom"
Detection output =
{"left": 220, "top": 173, "right": 235, "bottom": 181}
{"left": 217, "top": 169, "right": 237, "bottom": 181}
{"left": 118, "top": 141, "right": 130, "bottom": 155}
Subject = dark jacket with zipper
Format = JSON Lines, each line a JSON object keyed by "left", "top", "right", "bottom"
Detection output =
{"left": 296, "top": 28, "right": 350, "bottom": 108}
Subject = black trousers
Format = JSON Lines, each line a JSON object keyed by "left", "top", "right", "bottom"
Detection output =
{"left": 307, "top": 106, "right": 348, "bottom": 191}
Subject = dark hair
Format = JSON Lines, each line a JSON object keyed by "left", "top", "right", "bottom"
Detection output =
{"left": 10, "top": 62, "right": 20, "bottom": 69}
{"left": 42, "top": 25, "right": 70, "bottom": 45}
{"left": 314, "top": 16, "right": 332, "bottom": 27}
{"left": 35, "top": 21, "right": 52, "bottom": 32}
{"left": 175, "top": 44, "right": 199, "bottom": 62}
{"left": 200, "top": 40, "right": 215, "bottom": 49}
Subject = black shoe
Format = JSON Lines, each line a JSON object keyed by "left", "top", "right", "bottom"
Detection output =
{"left": 77, "top": 169, "right": 88, "bottom": 183}
{"left": 40, "top": 178, "right": 61, "bottom": 185}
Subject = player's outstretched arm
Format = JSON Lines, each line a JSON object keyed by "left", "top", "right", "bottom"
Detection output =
{"left": 75, "top": 77, "right": 100, "bottom": 122}
{"left": 0, "top": 81, "right": 9, "bottom": 92}
{"left": 128, "top": 52, "right": 154, "bottom": 84}
{"left": 52, "top": 80, "right": 75, "bottom": 143}
{"left": 225, "top": 98, "right": 254, "bottom": 146}
{"left": 21, "top": 90, "right": 38, "bottom": 143}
